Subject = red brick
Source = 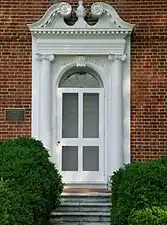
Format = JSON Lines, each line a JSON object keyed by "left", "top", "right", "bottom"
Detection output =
{"left": 0, "top": 0, "right": 166, "bottom": 161}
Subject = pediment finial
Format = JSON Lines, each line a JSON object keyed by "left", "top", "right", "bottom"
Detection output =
{"left": 76, "top": 0, "right": 86, "bottom": 19}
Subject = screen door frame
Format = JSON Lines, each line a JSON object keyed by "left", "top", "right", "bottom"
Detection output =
{"left": 57, "top": 88, "right": 105, "bottom": 183}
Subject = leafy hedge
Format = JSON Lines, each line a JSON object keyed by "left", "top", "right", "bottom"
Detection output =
{"left": 0, "top": 138, "right": 63, "bottom": 225}
{"left": 0, "top": 178, "right": 34, "bottom": 225}
{"left": 128, "top": 207, "right": 167, "bottom": 225}
{"left": 110, "top": 157, "right": 167, "bottom": 225}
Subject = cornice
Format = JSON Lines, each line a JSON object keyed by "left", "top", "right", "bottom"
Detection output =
{"left": 28, "top": 2, "right": 134, "bottom": 37}
{"left": 30, "top": 28, "right": 131, "bottom": 37}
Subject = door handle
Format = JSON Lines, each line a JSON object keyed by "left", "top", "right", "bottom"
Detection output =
{"left": 57, "top": 141, "right": 60, "bottom": 144}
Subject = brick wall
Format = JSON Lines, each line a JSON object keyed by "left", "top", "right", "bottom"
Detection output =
{"left": 0, "top": 0, "right": 50, "bottom": 139}
{"left": 0, "top": 0, "right": 166, "bottom": 161}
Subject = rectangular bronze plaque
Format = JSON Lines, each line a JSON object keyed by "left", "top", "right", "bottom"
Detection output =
{"left": 5, "top": 108, "right": 25, "bottom": 121}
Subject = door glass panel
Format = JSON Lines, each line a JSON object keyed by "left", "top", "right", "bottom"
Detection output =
{"left": 59, "top": 72, "right": 101, "bottom": 88}
{"left": 62, "top": 93, "right": 78, "bottom": 138}
{"left": 83, "top": 146, "right": 99, "bottom": 171}
{"left": 62, "top": 146, "right": 78, "bottom": 171}
{"left": 83, "top": 93, "right": 99, "bottom": 138}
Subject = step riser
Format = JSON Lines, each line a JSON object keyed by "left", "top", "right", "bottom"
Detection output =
{"left": 51, "top": 216, "right": 110, "bottom": 222}
{"left": 57, "top": 206, "right": 110, "bottom": 212}
{"left": 61, "top": 197, "right": 110, "bottom": 204}
{"left": 50, "top": 220, "right": 110, "bottom": 225}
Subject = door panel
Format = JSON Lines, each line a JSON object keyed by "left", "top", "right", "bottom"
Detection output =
{"left": 83, "top": 93, "right": 99, "bottom": 138}
{"left": 62, "top": 146, "right": 78, "bottom": 171}
{"left": 57, "top": 88, "right": 104, "bottom": 183}
{"left": 83, "top": 146, "right": 99, "bottom": 171}
{"left": 62, "top": 93, "right": 78, "bottom": 138}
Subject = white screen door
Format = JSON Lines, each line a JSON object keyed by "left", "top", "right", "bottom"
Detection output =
{"left": 57, "top": 87, "right": 104, "bottom": 183}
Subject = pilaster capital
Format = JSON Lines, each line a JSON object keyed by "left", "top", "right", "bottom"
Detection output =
{"left": 108, "top": 53, "right": 127, "bottom": 62}
{"left": 36, "top": 53, "right": 55, "bottom": 62}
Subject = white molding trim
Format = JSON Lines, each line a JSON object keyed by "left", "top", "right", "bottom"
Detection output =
{"left": 28, "top": 2, "right": 134, "bottom": 36}
{"left": 28, "top": 3, "right": 72, "bottom": 29}
{"left": 36, "top": 39, "right": 126, "bottom": 55}
{"left": 75, "top": 56, "right": 87, "bottom": 68}
{"left": 29, "top": 1, "right": 134, "bottom": 187}
{"left": 29, "top": 29, "right": 131, "bottom": 36}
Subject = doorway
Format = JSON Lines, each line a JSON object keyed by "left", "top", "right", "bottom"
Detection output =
{"left": 56, "top": 71, "right": 105, "bottom": 183}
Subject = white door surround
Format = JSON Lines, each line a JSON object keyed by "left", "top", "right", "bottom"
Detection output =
{"left": 28, "top": 1, "right": 134, "bottom": 189}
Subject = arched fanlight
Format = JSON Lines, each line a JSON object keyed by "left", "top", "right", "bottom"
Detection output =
{"left": 59, "top": 72, "right": 101, "bottom": 88}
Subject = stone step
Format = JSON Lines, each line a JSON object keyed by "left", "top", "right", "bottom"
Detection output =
{"left": 57, "top": 202, "right": 111, "bottom": 212}
{"left": 51, "top": 211, "right": 110, "bottom": 222}
{"left": 50, "top": 220, "right": 110, "bottom": 225}
{"left": 60, "top": 193, "right": 111, "bottom": 204}
{"left": 50, "top": 193, "right": 111, "bottom": 225}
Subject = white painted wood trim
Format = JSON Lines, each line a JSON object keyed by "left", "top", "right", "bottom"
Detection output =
{"left": 30, "top": 1, "right": 133, "bottom": 188}
{"left": 56, "top": 88, "right": 105, "bottom": 184}
{"left": 79, "top": 90, "right": 83, "bottom": 173}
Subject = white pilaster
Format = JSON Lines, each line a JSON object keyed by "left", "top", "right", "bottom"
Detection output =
{"left": 108, "top": 53, "right": 127, "bottom": 172}
{"left": 37, "top": 54, "right": 55, "bottom": 150}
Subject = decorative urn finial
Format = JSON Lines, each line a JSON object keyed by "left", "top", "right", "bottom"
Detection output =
{"left": 76, "top": 0, "right": 86, "bottom": 19}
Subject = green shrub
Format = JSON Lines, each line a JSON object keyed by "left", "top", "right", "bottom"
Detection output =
{"left": 110, "top": 158, "right": 167, "bottom": 225}
{"left": 0, "top": 137, "right": 63, "bottom": 225}
{"left": 128, "top": 207, "right": 167, "bottom": 225}
{"left": 0, "top": 178, "right": 34, "bottom": 225}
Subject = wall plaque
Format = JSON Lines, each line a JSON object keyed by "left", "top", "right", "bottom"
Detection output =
{"left": 5, "top": 108, "right": 25, "bottom": 121}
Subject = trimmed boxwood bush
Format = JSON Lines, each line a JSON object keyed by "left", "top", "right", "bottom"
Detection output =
{"left": 110, "top": 157, "right": 167, "bottom": 225}
{"left": 0, "top": 138, "right": 63, "bottom": 225}
{"left": 0, "top": 178, "right": 34, "bottom": 225}
{"left": 128, "top": 207, "right": 167, "bottom": 225}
